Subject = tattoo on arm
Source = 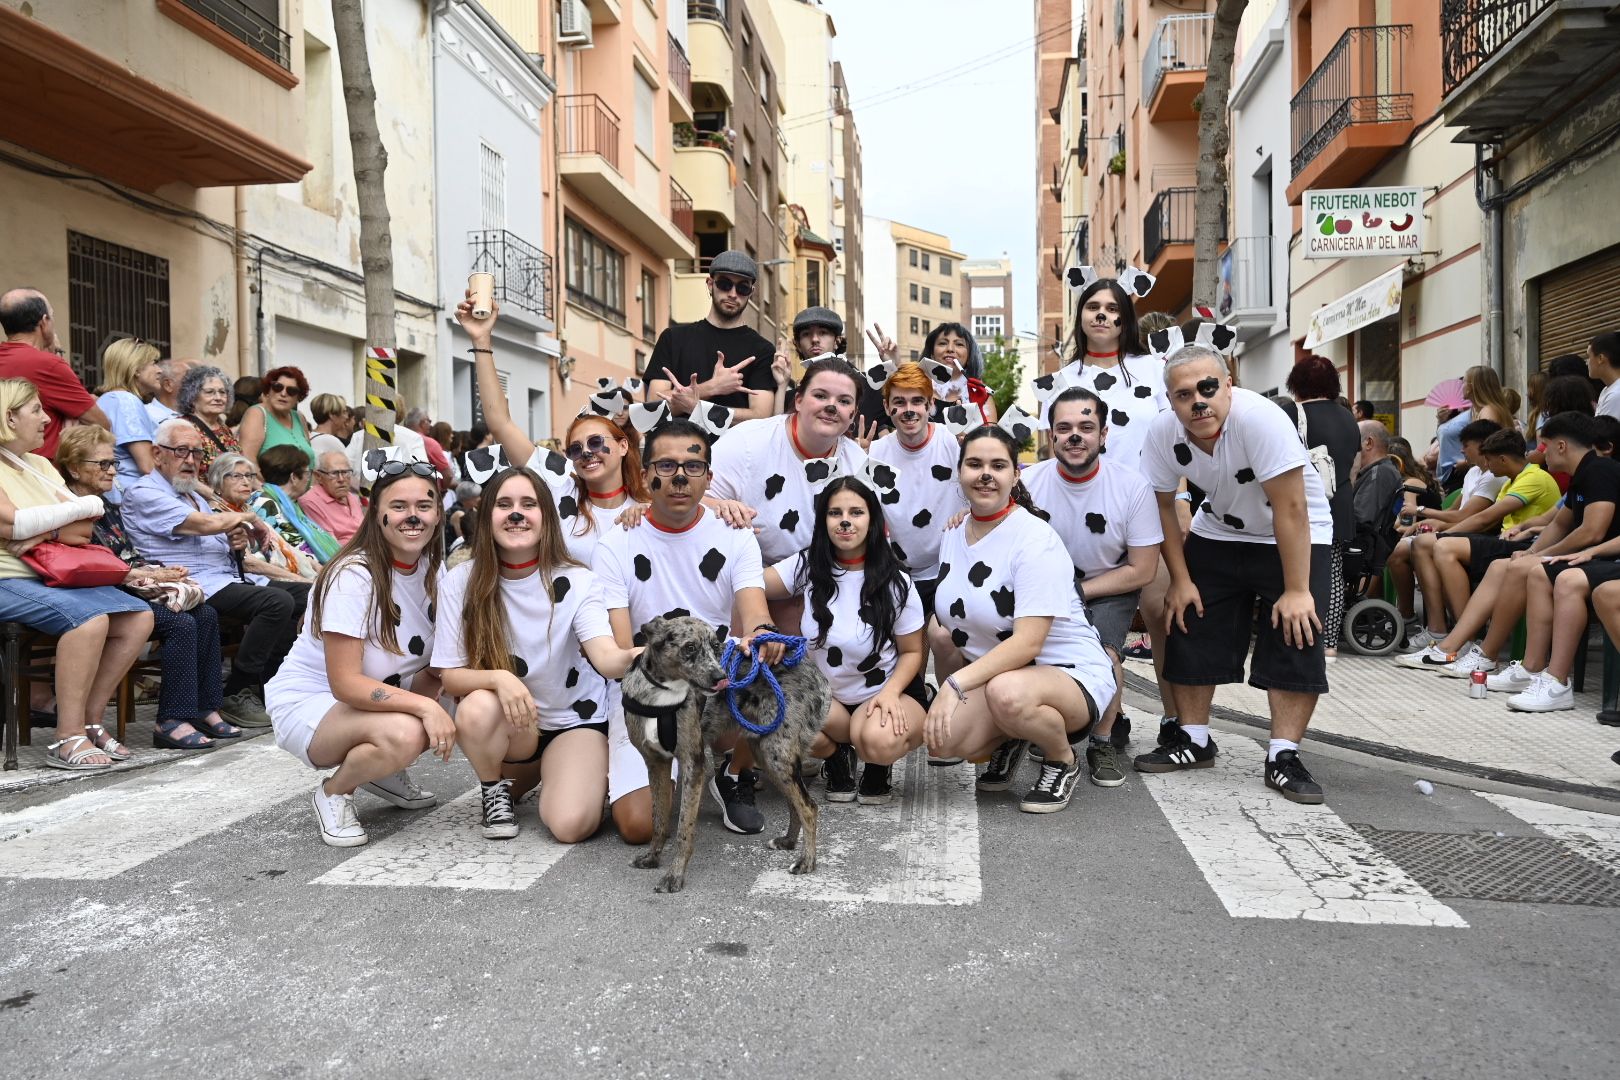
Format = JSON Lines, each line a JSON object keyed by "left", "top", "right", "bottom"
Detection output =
{"left": 370, "top": 688, "right": 391, "bottom": 703}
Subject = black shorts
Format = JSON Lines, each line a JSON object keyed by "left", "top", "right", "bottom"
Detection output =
{"left": 1164, "top": 533, "right": 1331, "bottom": 695}
{"left": 837, "top": 672, "right": 930, "bottom": 715}
{"left": 913, "top": 576, "right": 938, "bottom": 622}
{"left": 504, "top": 720, "right": 609, "bottom": 767}
{"left": 1466, "top": 536, "right": 1532, "bottom": 587}
{"left": 1544, "top": 557, "right": 1620, "bottom": 591}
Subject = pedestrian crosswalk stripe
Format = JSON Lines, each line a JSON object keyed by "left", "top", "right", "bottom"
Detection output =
{"left": 751, "top": 759, "right": 982, "bottom": 905}
{"left": 1140, "top": 738, "right": 1469, "bottom": 927}
{"left": 313, "top": 787, "right": 573, "bottom": 890}
{"left": 1475, "top": 791, "right": 1620, "bottom": 877}
{"left": 0, "top": 742, "right": 311, "bottom": 881}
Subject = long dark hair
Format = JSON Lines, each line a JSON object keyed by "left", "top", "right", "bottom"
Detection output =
{"left": 311, "top": 470, "right": 443, "bottom": 655}
{"left": 795, "top": 477, "right": 911, "bottom": 652}
{"left": 921, "top": 322, "right": 984, "bottom": 379}
{"left": 958, "top": 425, "right": 1049, "bottom": 521}
{"left": 1068, "top": 279, "right": 1147, "bottom": 366}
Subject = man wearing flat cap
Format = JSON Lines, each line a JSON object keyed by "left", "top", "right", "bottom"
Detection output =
{"left": 647, "top": 250, "right": 781, "bottom": 423}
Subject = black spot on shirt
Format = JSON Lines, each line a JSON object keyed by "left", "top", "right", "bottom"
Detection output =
{"left": 890, "top": 540, "right": 908, "bottom": 562}
{"left": 1235, "top": 467, "right": 1256, "bottom": 484}
{"left": 1111, "top": 408, "right": 1130, "bottom": 427}
{"left": 1222, "top": 514, "right": 1246, "bottom": 531}
{"left": 968, "top": 562, "right": 992, "bottom": 588}
{"left": 949, "top": 597, "right": 966, "bottom": 620}
{"left": 557, "top": 495, "right": 578, "bottom": 519}
{"left": 857, "top": 650, "right": 882, "bottom": 673}
{"left": 936, "top": 561, "right": 951, "bottom": 584}
{"left": 660, "top": 607, "right": 692, "bottom": 621}
{"left": 634, "top": 554, "right": 652, "bottom": 582}
{"left": 1201, "top": 501, "right": 1215, "bottom": 516}
{"left": 931, "top": 465, "right": 953, "bottom": 482}
{"left": 551, "top": 575, "right": 570, "bottom": 603}
{"left": 825, "top": 646, "right": 844, "bottom": 668}
{"left": 570, "top": 699, "right": 598, "bottom": 720}
{"left": 868, "top": 462, "right": 898, "bottom": 491}
{"left": 699, "top": 548, "right": 727, "bottom": 582}
{"left": 950, "top": 627, "right": 970, "bottom": 649}
{"left": 863, "top": 668, "right": 886, "bottom": 689}
{"left": 912, "top": 508, "right": 933, "bottom": 529}
{"left": 804, "top": 460, "right": 833, "bottom": 485}
{"left": 541, "top": 451, "right": 568, "bottom": 477}
{"left": 995, "top": 628, "right": 1014, "bottom": 642}
{"left": 407, "top": 635, "right": 425, "bottom": 657}
{"left": 880, "top": 487, "right": 902, "bottom": 506}
{"left": 382, "top": 673, "right": 403, "bottom": 688}
{"left": 1134, "top": 384, "right": 1154, "bottom": 399}
{"left": 509, "top": 655, "right": 529, "bottom": 678}
{"left": 565, "top": 667, "right": 580, "bottom": 688}
{"left": 764, "top": 474, "right": 786, "bottom": 500}
{"left": 990, "top": 585, "right": 1015, "bottom": 619}
{"left": 1093, "top": 371, "right": 1117, "bottom": 392}
{"left": 778, "top": 509, "right": 800, "bottom": 533}
{"left": 1085, "top": 512, "right": 1107, "bottom": 535}
{"left": 1173, "top": 443, "right": 1193, "bottom": 467}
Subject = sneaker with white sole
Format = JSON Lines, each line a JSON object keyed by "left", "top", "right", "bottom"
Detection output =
{"left": 361, "top": 769, "right": 437, "bottom": 810}
{"left": 480, "top": 779, "right": 519, "bottom": 839}
{"left": 312, "top": 782, "right": 368, "bottom": 847}
{"left": 1019, "top": 754, "right": 1083, "bottom": 813}
{"left": 1485, "top": 661, "right": 1537, "bottom": 694}
{"left": 976, "top": 739, "right": 1028, "bottom": 791}
{"left": 1396, "top": 644, "right": 1457, "bottom": 670}
{"left": 1507, "top": 673, "right": 1575, "bottom": 712}
{"left": 1404, "top": 626, "right": 1440, "bottom": 651}
{"left": 1440, "top": 644, "right": 1497, "bottom": 679}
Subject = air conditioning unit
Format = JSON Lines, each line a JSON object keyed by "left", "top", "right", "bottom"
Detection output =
{"left": 559, "top": 0, "right": 593, "bottom": 48}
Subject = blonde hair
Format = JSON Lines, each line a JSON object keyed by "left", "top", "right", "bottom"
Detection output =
{"left": 98, "top": 338, "right": 161, "bottom": 396}
{"left": 0, "top": 378, "right": 42, "bottom": 442}
{"left": 55, "top": 423, "right": 115, "bottom": 481}
{"left": 310, "top": 393, "right": 349, "bottom": 425}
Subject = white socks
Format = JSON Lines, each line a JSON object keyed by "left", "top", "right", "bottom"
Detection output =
{"left": 1268, "top": 738, "right": 1299, "bottom": 761}
{"left": 1181, "top": 724, "right": 1210, "bottom": 747}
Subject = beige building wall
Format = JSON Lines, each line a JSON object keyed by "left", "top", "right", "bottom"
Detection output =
{"left": 891, "top": 222, "right": 965, "bottom": 363}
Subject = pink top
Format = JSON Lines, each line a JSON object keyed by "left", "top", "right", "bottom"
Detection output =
{"left": 297, "top": 484, "right": 365, "bottom": 545}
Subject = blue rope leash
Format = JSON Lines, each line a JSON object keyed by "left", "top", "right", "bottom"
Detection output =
{"left": 718, "top": 632, "right": 809, "bottom": 736}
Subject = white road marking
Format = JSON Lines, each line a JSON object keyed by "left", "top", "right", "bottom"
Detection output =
{"left": 751, "top": 758, "right": 982, "bottom": 905}
{"left": 314, "top": 787, "right": 573, "bottom": 890}
{"left": 0, "top": 742, "right": 311, "bottom": 881}
{"left": 1476, "top": 791, "right": 1620, "bottom": 877}
{"left": 1140, "top": 737, "right": 1469, "bottom": 926}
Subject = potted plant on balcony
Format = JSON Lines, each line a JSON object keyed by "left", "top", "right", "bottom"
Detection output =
{"left": 674, "top": 122, "right": 698, "bottom": 148}
{"left": 1108, "top": 150, "right": 1126, "bottom": 176}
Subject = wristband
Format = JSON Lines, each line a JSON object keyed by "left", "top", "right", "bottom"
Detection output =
{"left": 1174, "top": 491, "right": 1193, "bottom": 504}
{"left": 469, "top": 347, "right": 493, "bottom": 355}
{"left": 752, "top": 623, "right": 779, "bottom": 634}
{"left": 945, "top": 675, "right": 968, "bottom": 703}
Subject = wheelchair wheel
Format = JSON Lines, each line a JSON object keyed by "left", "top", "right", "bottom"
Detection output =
{"left": 1343, "top": 598, "right": 1403, "bottom": 657}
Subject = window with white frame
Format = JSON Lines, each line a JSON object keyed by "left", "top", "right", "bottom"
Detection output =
{"left": 480, "top": 144, "right": 506, "bottom": 230}
{"left": 634, "top": 70, "right": 658, "bottom": 159}
{"left": 973, "top": 314, "right": 1004, "bottom": 339}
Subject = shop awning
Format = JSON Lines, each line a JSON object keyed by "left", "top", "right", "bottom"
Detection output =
{"left": 1304, "top": 266, "right": 1404, "bottom": 349}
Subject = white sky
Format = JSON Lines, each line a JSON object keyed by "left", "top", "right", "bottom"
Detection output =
{"left": 825, "top": 0, "right": 1038, "bottom": 336}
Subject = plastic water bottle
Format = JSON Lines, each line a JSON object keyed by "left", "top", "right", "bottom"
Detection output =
{"left": 1469, "top": 669, "right": 1488, "bottom": 699}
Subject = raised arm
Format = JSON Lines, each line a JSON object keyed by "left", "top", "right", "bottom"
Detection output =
{"left": 454, "top": 295, "right": 537, "bottom": 467}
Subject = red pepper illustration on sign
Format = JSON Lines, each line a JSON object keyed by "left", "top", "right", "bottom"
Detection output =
{"left": 1390, "top": 214, "right": 1414, "bottom": 232}
{"left": 1362, "top": 211, "right": 1383, "bottom": 228}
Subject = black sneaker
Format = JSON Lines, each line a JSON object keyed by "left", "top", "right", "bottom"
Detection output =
{"left": 1086, "top": 742, "right": 1126, "bottom": 787}
{"left": 857, "top": 762, "right": 893, "bottom": 804}
{"left": 480, "top": 779, "right": 518, "bottom": 840}
{"left": 1134, "top": 722, "right": 1217, "bottom": 772}
{"left": 823, "top": 743, "right": 857, "bottom": 803}
{"left": 928, "top": 755, "right": 964, "bottom": 766}
{"left": 1019, "top": 753, "right": 1082, "bottom": 813}
{"left": 1111, "top": 713, "right": 1132, "bottom": 749}
{"left": 1598, "top": 710, "right": 1620, "bottom": 727}
{"left": 1264, "top": 750, "right": 1324, "bottom": 804}
{"left": 1156, "top": 716, "right": 1181, "bottom": 748}
{"left": 708, "top": 753, "right": 766, "bottom": 834}
{"left": 976, "top": 739, "right": 1028, "bottom": 791}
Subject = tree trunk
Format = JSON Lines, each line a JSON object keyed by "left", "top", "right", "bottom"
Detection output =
{"left": 1192, "top": 0, "right": 1249, "bottom": 312}
{"left": 331, "top": 0, "right": 397, "bottom": 455}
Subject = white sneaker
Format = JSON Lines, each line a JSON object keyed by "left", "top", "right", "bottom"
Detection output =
{"left": 1396, "top": 644, "right": 1456, "bottom": 670}
{"left": 1507, "top": 673, "right": 1575, "bottom": 712}
{"left": 1439, "top": 645, "right": 1497, "bottom": 679}
{"left": 1485, "top": 661, "right": 1537, "bottom": 694}
{"left": 312, "top": 782, "right": 368, "bottom": 848}
{"left": 1405, "top": 626, "right": 1440, "bottom": 651}
{"left": 361, "top": 769, "right": 437, "bottom": 810}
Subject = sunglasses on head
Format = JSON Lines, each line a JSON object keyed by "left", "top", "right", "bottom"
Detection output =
{"left": 712, "top": 276, "right": 754, "bottom": 298}
{"left": 566, "top": 434, "right": 612, "bottom": 461}
{"left": 378, "top": 460, "right": 438, "bottom": 480}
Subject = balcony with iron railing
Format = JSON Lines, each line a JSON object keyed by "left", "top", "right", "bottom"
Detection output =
{"left": 557, "top": 94, "right": 694, "bottom": 260}
{"left": 1143, "top": 187, "right": 1226, "bottom": 311}
{"left": 559, "top": 93, "right": 620, "bottom": 170}
{"left": 687, "top": 2, "right": 735, "bottom": 101}
{"left": 1287, "top": 25, "right": 1414, "bottom": 200}
{"left": 1440, "top": 1, "right": 1620, "bottom": 141}
{"left": 1218, "top": 235, "right": 1276, "bottom": 330}
{"left": 670, "top": 177, "right": 695, "bottom": 241}
{"left": 687, "top": 1, "right": 728, "bottom": 28}
{"left": 167, "top": 0, "right": 292, "bottom": 71}
{"left": 1142, "top": 13, "right": 1213, "bottom": 123}
{"left": 468, "top": 229, "right": 555, "bottom": 326}
{"left": 668, "top": 33, "right": 693, "bottom": 123}
{"left": 1077, "top": 119, "right": 1088, "bottom": 172}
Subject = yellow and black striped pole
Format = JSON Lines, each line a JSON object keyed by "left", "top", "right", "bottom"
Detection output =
{"left": 362, "top": 345, "right": 397, "bottom": 493}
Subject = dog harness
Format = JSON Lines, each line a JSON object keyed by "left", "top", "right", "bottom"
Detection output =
{"left": 622, "top": 659, "right": 683, "bottom": 753}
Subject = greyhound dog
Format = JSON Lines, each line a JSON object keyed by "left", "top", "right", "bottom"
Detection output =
{"left": 621, "top": 615, "right": 831, "bottom": 894}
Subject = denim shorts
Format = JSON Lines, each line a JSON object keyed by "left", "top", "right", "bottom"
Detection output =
{"left": 0, "top": 577, "right": 150, "bottom": 636}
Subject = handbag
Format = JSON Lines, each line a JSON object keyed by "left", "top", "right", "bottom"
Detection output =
{"left": 22, "top": 541, "right": 134, "bottom": 588}
{"left": 127, "top": 577, "right": 206, "bottom": 612}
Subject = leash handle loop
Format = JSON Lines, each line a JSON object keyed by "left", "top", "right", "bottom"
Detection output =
{"left": 718, "top": 632, "right": 808, "bottom": 736}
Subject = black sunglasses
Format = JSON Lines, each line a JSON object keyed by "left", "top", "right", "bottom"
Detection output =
{"left": 377, "top": 460, "right": 438, "bottom": 480}
{"left": 712, "top": 276, "right": 754, "bottom": 298}
{"left": 566, "top": 434, "right": 611, "bottom": 461}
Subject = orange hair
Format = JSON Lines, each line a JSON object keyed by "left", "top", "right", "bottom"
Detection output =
{"left": 882, "top": 361, "right": 935, "bottom": 402}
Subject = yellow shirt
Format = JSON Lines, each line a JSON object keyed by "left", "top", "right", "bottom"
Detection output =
{"left": 0, "top": 451, "right": 66, "bottom": 579}
{"left": 1497, "top": 463, "right": 1562, "bottom": 531}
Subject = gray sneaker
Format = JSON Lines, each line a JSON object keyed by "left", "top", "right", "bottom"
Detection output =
{"left": 220, "top": 688, "right": 271, "bottom": 728}
{"left": 1086, "top": 742, "right": 1126, "bottom": 788}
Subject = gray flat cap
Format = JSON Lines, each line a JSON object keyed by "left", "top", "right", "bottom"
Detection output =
{"left": 708, "top": 250, "right": 757, "bottom": 280}
{"left": 793, "top": 306, "right": 843, "bottom": 336}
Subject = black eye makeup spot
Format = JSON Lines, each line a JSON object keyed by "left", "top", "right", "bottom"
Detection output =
{"left": 650, "top": 476, "right": 662, "bottom": 490}
{"left": 1196, "top": 377, "right": 1220, "bottom": 399}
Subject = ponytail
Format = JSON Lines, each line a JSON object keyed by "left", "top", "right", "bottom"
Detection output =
{"left": 959, "top": 424, "right": 1050, "bottom": 522}
{"left": 1010, "top": 476, "right": 1048, "bottom": 522}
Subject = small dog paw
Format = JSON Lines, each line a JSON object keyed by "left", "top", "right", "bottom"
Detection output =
{"left": 632, "top": 853, "right": 661, "bottom": 870}
{"left": 789, "top": 855, "right": 816, "bottom": 875}
{"left": 654, "top": 874, "right": 685, "bottom": 893}
{"left": 768, "top": 835, "right": 796, "bottom": 850}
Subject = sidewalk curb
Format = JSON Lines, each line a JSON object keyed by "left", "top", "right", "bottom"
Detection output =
{"left": 1122, "top": 670, "right": 1620, "bottom": 806}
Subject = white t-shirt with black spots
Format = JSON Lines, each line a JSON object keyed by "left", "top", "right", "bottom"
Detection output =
{"left": 709, "top": 414, "right": 868, "bottom": 565}
{"left": 768, "top": 553, "right": 924, "bottom": 705}
{"left": 523, "top": 446, "right": 641, "bottom": 567}
{"left": 1023, "top": 457, "right": 1163, "bottom": 580}
{"left": 1040, "top": 353, "right": 1168, "bottom": 468}
{"left": 866, "top": 424, "right": 968, "bottom": 581}
{"left": 431, "top": 561, "right": 614, "bottom": 731}
{"left": 592, "top": 508, "right": 767, "bottom": 644}
{"left": 1141, "top": 386, "right": 1335, "bottom": 546}
{"left": 932, "top": 507, "right": 1116, "bottom": 704}
{"left": 267, "top": 560, "right": 438, "bottom": 704}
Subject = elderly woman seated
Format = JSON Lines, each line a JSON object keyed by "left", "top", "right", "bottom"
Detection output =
{"left": 56, "top": 425, "right": 240, "bottom": 749}
{"left": 206, "top": 453, "right": 318, "bottom": 581}
{"left": 251, "top": 445, "right": 341, "bottom": 566}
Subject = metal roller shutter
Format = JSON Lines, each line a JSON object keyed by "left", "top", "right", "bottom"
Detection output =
{"left": 1537, "top": 246, "right": 1620, "bottom": 368}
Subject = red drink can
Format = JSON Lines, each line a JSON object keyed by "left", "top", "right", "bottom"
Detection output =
{"left": 1469, "top": 669, "right": 1487, "bottom": 699}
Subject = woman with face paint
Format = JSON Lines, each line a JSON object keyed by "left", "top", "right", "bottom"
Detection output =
{"left": 921, "top": 426, "right": 1116, "bottom": 814}
{"left": 266, "top": 462, "right": 448, "bottom": 847}
{"left": 1054, "top": 279, "right": 1167, "bottom": 469}
{"left": 921, "top": 324, "right": 998, "bottom": 424}
{"left": 435, "top": 468, "right": 639, "bottom": 843}
{"left": 760, "top": 477, "right": 928, "bottom": 803}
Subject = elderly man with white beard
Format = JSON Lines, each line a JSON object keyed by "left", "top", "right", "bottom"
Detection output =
{"left": 122, "top": 417, "right": 308, "bottom": 725}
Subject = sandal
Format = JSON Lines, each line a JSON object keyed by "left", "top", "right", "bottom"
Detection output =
{"left": 84, "top": 723, "right": 134, "bottom": 761}
{"left": 42, "top": 735, "right": 113, "bottom": 771}
{"left": 193, "top": 715, "right": 242, "bottom": 740}
{"left": 153, "top": 720, "right": 215, "bottom": 752}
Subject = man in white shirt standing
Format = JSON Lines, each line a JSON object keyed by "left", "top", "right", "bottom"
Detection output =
{"left": 1136, "top": 344, "right": 1336, "bottom": 803}
{"left": 144, "top": 357, "right": 195, "bottom": 426}
{"left": 1591, "top": 333, "right": 1620, "bottom": 419}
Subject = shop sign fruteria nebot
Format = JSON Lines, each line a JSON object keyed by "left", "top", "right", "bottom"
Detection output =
{"left": 1304, "top": 187, "right": 1424, "bottom": 259}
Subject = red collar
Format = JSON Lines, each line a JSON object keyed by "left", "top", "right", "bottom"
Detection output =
{"left": 499, "top": 557, "right": 539, "bottom": 571}
{"left": 834, "top": 554, "right": 865, "bottom": 567}
{"left": 588, "top": 484, "right": 627, "bottom": 501}
{"left": 789, "top": 415, "right": 836, "bottom": 461}
{"left": 1085, "top": 349, "right": 1119, "bottom": 359}
{"left": 1058, "top": 461, "right": 1100, "bottom": 484}
{"left": 898, "top": 425, "right": 934, "bottom": 452}
{"left": 391, "top": 558, "right": 420, "bottom": 572}
{"left": 647, "top": 507, "right": 704, "bottom": 533}
{"left": 971, "top": 500, "right": 1016, "bottom": 523}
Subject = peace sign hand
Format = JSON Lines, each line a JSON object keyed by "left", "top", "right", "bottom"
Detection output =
{"left": 866, "top": 323, "right": 898, "bottom": 363}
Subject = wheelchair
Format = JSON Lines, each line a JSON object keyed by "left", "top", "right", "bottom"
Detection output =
{"left": 1338, "top": 524, "right": 1405, "bottom": 657}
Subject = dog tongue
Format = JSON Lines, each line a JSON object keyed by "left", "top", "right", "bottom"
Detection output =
{"left": 711, "top": 677, "right": 730, "bottom": 692}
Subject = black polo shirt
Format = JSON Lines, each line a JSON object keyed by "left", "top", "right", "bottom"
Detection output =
{"left": 1564, "top": 451, "right": 1620, "bottom": 540}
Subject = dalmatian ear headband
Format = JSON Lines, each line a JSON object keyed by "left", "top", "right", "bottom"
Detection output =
{"left": 1029, "top": 366, "right": 1087, "bottom": 410}
{"left": 625, "top": 399, "right": 736, "bottom": 439}
{"left": 996, "top": 403, "right": 1046, "bottom": 445}
{"left": 860, "top": 356, "right": 901, "bottom": 392}
{"left": 581, "top": 377, "right": 645, "bottom": 418}
{"left": 460, "top": 445, "right": 512, "bottom": 486}
{"left": 1065, "top": 265, "right": 1157, "bottom": 299}
{"left": 1146, "top": 320, "right": 1239, "bottom": 357}
{"left": 933, "top": 401, "right": 977, "bottom": 437}
{"left": 360, "top": 444, "right": 433, "bottom": 486}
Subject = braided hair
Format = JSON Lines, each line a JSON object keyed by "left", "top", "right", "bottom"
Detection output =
{"left": 958, "top": 425, "right": 1049, "bottom": 522}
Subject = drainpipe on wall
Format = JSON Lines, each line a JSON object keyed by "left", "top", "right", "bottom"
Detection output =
{"left": 235, "top": 185, "right": 253, "bottom": 379}
{"left": 1478, "top": 142, "right": 1505, "bottom": 380}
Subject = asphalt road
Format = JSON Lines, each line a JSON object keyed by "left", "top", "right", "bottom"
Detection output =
{"left": 2, "top": 711, "right": 1618, "bottom": 1080}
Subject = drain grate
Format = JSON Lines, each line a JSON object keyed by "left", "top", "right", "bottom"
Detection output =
{"left": 1350, "top": 826, "right": 1620, "bottom": 907}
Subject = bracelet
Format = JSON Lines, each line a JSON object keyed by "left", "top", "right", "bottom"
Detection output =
{"left": 752, "top": 623, "right": 779, "bottom": 634}
{"left": 1174, "top": 491, "right": 1193, "bottom": 503}
{"left": 469, "top": 347, "right": 493, "bottom": 355}
{"left": 945, "top": 675, "right": 968, "bottom": 703}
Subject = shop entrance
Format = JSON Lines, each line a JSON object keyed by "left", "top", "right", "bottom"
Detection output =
{"left": 1358, "top": 315, "right": 1401, "bottom": 433}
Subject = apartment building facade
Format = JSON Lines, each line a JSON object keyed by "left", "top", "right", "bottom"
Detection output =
{"left": 1035, "top": 0, "right": 1077, "bottom": 375}
{"left": 962, "top": 257, "right": 1015, "bottom": 352}
{"left": 831, "top": 61, "right": 865, "bottom": 358}
{"left": 1048, "top": 22, "right": 1088, "bottom": 369}
{"left": 889, "top": 222, "right": 965, "bottom": 363}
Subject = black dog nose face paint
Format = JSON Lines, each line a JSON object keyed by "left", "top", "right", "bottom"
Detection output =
{"left": 899, "top": 411, "right": 922, "bottom": 424}
{"left": 402, "top": 515, "right": 425, "bottom": 529}
{"left": 671, "top": 474, "right": 689, "bottom": 488}
{"left": 977, "top": 473, "right": 993, "bottom": 486}
{"left": 1064, "top": 433, "right": 1084, "bottom": 447}
{"left": 506, "top": 511, "right": 526, "bottom": 525}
